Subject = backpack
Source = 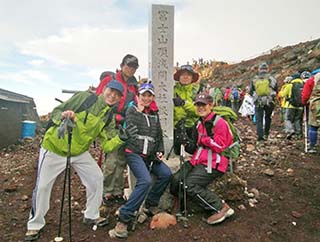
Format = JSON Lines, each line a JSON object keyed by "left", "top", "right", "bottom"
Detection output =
{"left": 289, "top": 82, "right": 304, "bottom": 107}
{"left": 254, "top": 79, "right": 270, "bottom": 96}
{"left": 45, "top": 92, "right": 113, "bottom": 132}
{"left": 309, "top": 74, "right": 320, "bottom": 126}
{"left": 205, "top": 106, "right": 241, "bottom": 159}
{"left": 232, "top": 88, "right": 239, "bottom": 101}
{"left": 224, "top": 88, "right": 231, "bottom": 101}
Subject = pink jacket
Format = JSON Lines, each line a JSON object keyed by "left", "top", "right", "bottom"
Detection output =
{"left": 189, "top": 112, "right": 233, "bottom": 173}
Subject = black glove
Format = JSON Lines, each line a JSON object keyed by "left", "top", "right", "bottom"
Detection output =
{"left": 118, "top": 124, "right": 138, "bottom": 141}
{"left": 173, "top": 95, "right": 185, "bottom": 107}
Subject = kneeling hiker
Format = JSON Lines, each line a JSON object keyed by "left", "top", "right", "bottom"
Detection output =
{"left": 171, "top": 92, "right": 235, "bottom": 225}
{"left": 109, "top": 82, "right": 172, "bottom": 238}
{"left": 25, "top": 80, "right": 138, "bottom": 241}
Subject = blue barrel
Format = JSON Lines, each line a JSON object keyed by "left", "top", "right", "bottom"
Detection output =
{"left": 21, "top": 120, "right": 36, "bottom": 139}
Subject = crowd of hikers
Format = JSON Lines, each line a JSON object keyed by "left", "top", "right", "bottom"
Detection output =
{"left": 24, "top": 54, "right": 320, "bottom": 241}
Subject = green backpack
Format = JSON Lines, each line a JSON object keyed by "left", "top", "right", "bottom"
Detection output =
{"left": 207, "top": 106, "right": 241, "bottom": 159}
{"left": 254, "top": 79, "right": 270, "bottom": 96}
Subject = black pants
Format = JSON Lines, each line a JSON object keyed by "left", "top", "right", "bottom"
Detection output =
{"left": 170, "top": 162, "right": 224, "bottom": 212}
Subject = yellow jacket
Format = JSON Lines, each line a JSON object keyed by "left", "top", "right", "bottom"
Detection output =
{"left": 278, "top": 79, "right": 303, "bottom": 109}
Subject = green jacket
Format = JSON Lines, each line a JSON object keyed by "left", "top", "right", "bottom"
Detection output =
{"left": 173, "top": 82, "right": 200, "bottom": 128}
{"left": 42, "top": 91, "right": 123, "bottom": 157}
{"left": 278, "top": 78, "right": 303, "bottom": 109}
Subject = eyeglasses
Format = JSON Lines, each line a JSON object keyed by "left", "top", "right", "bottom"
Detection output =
{"left": 180, "top": 64, "right": 193, "bottom": 72}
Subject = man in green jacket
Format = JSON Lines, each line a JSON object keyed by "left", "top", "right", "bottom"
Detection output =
{"left": 25, "top": 80, "right": 138, "bottom": 241}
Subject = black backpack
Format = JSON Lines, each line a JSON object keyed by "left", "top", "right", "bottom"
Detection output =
{"left": 45, "top": 92, "right": 113, "bottom": 132}
{"left": 289, "top": 82, "right": 304, "bottom": 107}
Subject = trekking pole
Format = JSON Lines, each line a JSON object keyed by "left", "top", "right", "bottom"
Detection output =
{"left": 55, "top": 118, "right": 75, "bottom": 242}
{"left": 180, "top": 144, "right": 188, "bottom": 228}
{"left": 303, "top": 106, "right": 308, "bottom": 153}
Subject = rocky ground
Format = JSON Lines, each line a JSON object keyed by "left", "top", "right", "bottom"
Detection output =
{"left": 1, "top": 109, "right": 320, "bottom": 242}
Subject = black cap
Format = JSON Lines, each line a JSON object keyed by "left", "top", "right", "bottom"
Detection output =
{"left": 121, "top": 54, "right": 139, "bottom": 69}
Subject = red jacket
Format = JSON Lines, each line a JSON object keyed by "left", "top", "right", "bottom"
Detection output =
{"left": 96, "top": 71, "right": 138, "bottom": 124}
{"left": 301, "top": 76, "right": 315, "bottom": 106}
{"left": 189, "top": 112, "right": 233, "bottom": 173}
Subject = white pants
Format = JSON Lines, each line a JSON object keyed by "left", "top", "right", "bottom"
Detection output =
{"left": 27, "top": 148, "right": 103, "bottom": 230}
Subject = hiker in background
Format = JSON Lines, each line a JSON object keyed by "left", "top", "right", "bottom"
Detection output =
{"left": 249, "top": 63, "right": 278, "bottom": 142}
{"left": 24, "top": 81, "right": 138, "bottom": 241}
{"left": 302, "top": 72, "right": 320, "bottom": 153}
{"left": 278, "top": 72, "right": 304, "bottom": 139}
{"left": 109, "top": 82, "right": 172, "bottom": 239}
{"left": 173, "top": 64, "right": 200, "bottom": 155}
{"left": 230, "top": 85, "right": 240, "bottom": 114}
{"left": 170, "top": 92, "right": 234, "bottom": 225}
{"left": 223, "top": 86, "right": 232, "bottom": 107}
{"left": 96, "top": 54, "right": 139, "bottom": 204}
{"left": 238, "top": 86, "right": 255, "bottom": 121}
{"left": 211, "top": 86, "right": 223, "bottom": 106}
{"left": 277, "top": 76, "right": 292, "bottom": 123}
{"left": 301, "top": 71, "right": 312, "bottom": 83}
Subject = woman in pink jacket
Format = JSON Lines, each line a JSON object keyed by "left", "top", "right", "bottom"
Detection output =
{"left": 171, "top": 92, "right": 234, "bottom": 225}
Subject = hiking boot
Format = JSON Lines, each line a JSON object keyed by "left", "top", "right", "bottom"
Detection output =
{"left": 25, "top": 230, "right": 41, "bottom": 241}
{"left": 207, "top": 202, "right": 234, "bottom": 225}
{"left": 308, "top": 145, "right": 317, "bottom": 154}
{"left": 143, "top": 206, "right": 162, "bottom": 216}
{"left": 286, "top": 131, "right": 295, "bottom": 140}
{"left": 109, "top": 222, "right": 128, "bottom": 238}
{"left": 83, "top": 216, "right": 109, "bottom": 227}
{"left": 103, "top": 194, "right": 126, "bottom": 205}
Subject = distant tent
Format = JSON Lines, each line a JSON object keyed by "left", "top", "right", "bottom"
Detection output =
{"left": 0, "top": 88, "right": 40, "bottom": 148}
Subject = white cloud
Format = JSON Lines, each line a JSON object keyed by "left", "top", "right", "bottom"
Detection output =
{"left": 28, "top": 59, "right": 45, "bottom": 66}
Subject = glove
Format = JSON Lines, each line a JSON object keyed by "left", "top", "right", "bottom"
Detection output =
{"left": 115, "top": 114, "right": 124, "bottom": 125}
{"left": 173, "top": 95, "right": 185, "bottom": 107}
{"left": 57, "top": 118, "right": 75, "bottom": 139}
{"left": 200, "top": 136, "right": 211, "bottom": 147}
{"left": 118, "top": 124, "right": 138, "bottom": 141}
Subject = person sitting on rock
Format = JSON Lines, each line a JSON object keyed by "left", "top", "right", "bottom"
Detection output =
{"left": 170, "top": 92, "right": 235, "bottom": 225}
{"left": 109, "top": 81, "right": 172, "bottom": 239}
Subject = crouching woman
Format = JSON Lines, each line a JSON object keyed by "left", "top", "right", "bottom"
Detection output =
{"left": 109, "top": 82, "right": 172, "bottom": 238}
{"left": 171, "top": 92, "right": 235, "bottom": 225}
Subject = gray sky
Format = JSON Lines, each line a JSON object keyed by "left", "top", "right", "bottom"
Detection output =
{"left": 0, "top": 0, "right": 319, "bottom": 114}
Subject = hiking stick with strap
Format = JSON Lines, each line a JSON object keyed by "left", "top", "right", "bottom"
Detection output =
{"left": 55, "top": 118, "right": 75, "bottom": 242}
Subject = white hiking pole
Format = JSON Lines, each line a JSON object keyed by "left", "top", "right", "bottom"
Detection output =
{"left": 303, "top": 106, "right": 308, "bottom": 153}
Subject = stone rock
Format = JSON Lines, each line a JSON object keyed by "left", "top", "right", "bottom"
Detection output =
{"left": 263, "top": 169, "right": 275, "bottom": 176}
{"left": 249, "top": 188, "right": 260, "bottom": 199}
{"left": 21, "top": 195, "right": 28, "bottom": 201}
{"left": 291, "top": 211, "right": 302, "bottom": 218}
{"left": 150, "top": 212, "right": 177, "bottom": 229}
{"left": 246, "top": 144, "right": 255, "bottom": 152}
{"left": 208, "top": 173, "right": 247, "bottom": 201}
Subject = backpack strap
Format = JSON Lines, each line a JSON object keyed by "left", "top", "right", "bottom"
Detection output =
{"left": 76, "top": 93, "right": 98, "bottom": 124}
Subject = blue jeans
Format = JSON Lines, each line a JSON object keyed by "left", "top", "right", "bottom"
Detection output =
{"left": 119, "top": 153, "right": 172, "bottom": 223}
{"left": 255, "top": 103, "right": 274, "bottom": 139}
{"left": 308, "top": 126, "right": 319, "bottom": 146}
